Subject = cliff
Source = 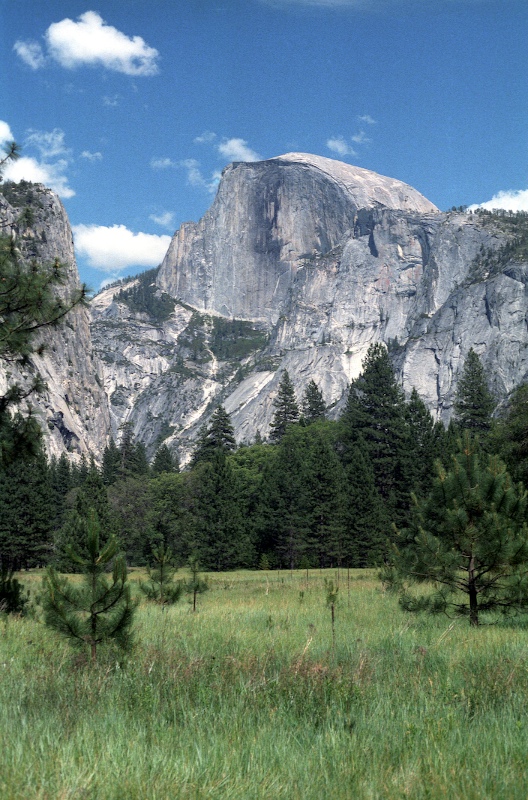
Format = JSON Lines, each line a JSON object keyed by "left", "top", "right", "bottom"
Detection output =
{"left": 0, "top": 182, "right": 111, "bottom": 459}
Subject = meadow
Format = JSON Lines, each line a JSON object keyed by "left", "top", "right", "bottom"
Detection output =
{"left": 1, "top": 568, "right": 528, "bottom": 799}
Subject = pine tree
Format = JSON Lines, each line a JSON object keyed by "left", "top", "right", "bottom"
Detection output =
{"left": 269, "top": 370, "right": 300, "bottom": 442}
{"left": 191, "top": 451, "right": 253, "bottom": 569}
{"left": 0, "top": 443, "right": 54, "bottom": 569}
{"left": 191, "top": 405, "right": 236, "bottom": 466}
{"left": 344, "top": 440, "right": 390, "bottom": 567}
{"left": 340, "top": 343, "right": 412, "bottom": 528}
{"left": 102, "top": 438, "right": 121, "bottom": 485}
{"left": 453, "top": 348, "right": 495, "bottom": 434}
{"left": 494, "top": 383, "right": 528, "bottom": 486}
{"left": 55, "top": 463, "right": 118, "bottom": 571}
{"left": 151, "top": 443, "right": 179, "bottom": 475}
{"left": 406, "top": 388, "right": 446, "bottom": 499}
{"left": 43, "top": 509, "right": 135, "bottom": 661}
{"left": 390, "top": 433, "right": 528, "bottom": 626}
{"left": 140, "top": 543, "right": 182, "bottom": 606}
{"left": 301, "top": 381, "right": 327, "bottom": 425}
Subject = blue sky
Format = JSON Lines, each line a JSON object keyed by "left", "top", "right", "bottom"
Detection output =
{"left": 2, "top": 0, "right": 528, "bottom": 290}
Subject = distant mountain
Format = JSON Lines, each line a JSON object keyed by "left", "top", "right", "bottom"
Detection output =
{"left": 3, "top": 156, "right": 528, "bottom": 463}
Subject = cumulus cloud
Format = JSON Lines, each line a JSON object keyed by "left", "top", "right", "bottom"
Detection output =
{"left": 326, "top": 137, "right": 357, "bottom": 157}
{"left": 357, "top": 114, "right": 377, "bottom": 125}
{"left": 25, "top": 128, "right": 70, "bottom": 159}
{"left": 194, "top": 131, "right": 217, "bottom": 144}
{"left": 13, "top": 40, "right": 46, "bottom": 69}
{"left": 80, "top": 150, "right": 103, "bottom": 162}
{"left": 180, "top": 159, "right": 221, "bottom": 193}
{"left": 150, "top": 157, "right": 177, "bottom": 169}
{"left": 351, "top": 130, "right": 371, "bottom": 145}
{"left": 103, "top": 95, "right": 121, "bottom": 107}
{"left": 0, "top": 121, "right": 14, "bottom": 147}
{"left": 14, "top": 11, "right": 159, "bottom": 76}
{"left": 469, "top": 189, "right": 528, "bottom": 214}
{"left": 72, "top": 224, "right": 171, "bottom": 271}
{"left": 217, "top": 138, "right": 261, "bottom": 162}
{"left": 3, "top": 156, "right": 75, "bottom": 198}
{"left": 149, "top": 211, "right": 175, "bottom": 229}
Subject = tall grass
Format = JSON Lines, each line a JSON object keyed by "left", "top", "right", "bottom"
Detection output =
{"left": 1, "top": 568, "right": 527, "bottom": 799}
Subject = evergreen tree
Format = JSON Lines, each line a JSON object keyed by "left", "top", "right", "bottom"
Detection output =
{"left": 494, "top": 383, "right": 528, "bottom": 486}
{"left": 55, "top": 463, "right": 118, "bottom": 571}
{"left": 107, "top": 477, "right": 153, "bottom": 566}
{"left": 303, "top": 424, "right": 348, "bottom": 567}
{"left": 147, "top": 471, "right": 196, "bottom": 565}
{"left": 344, "top": 440, "right": 390, "bottom": 567}
{"left": 43, "top": 509, "right": 135, "bottom": 661}
{"left": 49, "top": 453, "right": 73, "bottom": 532}
{"left": 406, "top": 388, "right": 446, "bottom": 498}
{"left": 0, "top": 443, "right": 54, "bottom": 569}
{"left": 269, "top": 370, "right": 300, "bottom": 442}
{"left": 140, "top": 544, "right": 182, "bottom": 606}
{"left": 102, "top": 438, "right": 121, "bottom": 485}
{"left": 301, "top": 380, "right": 327, "bottom": 425}
{"left": 389, "top": 434, "right": 528, "bottom": 626}
{"left": 151, "top": 443, "right": 179, "bottom": 475}
{"left": 453, "top": 348, "right": 495, "bottom": 434}
{"left": 340, "top": 343, "right": 411, "bottom": 528}
{"left": 191, "top": 451, "right": 253, "bottom": 569}
{"left": 260, "top": 427, "right": 311, "bottom": 568}
{"left": 191, "top": 406, "right": 236, "bottom": 466}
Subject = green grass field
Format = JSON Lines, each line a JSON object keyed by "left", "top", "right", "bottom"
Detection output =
{"left": 1, "top": 568, "right": 527, "bottom": 799}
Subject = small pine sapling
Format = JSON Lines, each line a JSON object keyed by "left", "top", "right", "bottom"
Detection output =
{"left": 42, "top": 509, "right": 136, "bottom": 662}
{"left": 185, "top": 557, "right": 208, "bottom": 612}
{"left": 140, "top": 543, "right": 182, "bottom": 608}
{"left": 325, "top": 578, "right": 339, "bottom": 651}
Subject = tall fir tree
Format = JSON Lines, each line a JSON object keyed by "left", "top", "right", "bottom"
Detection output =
{"left": 453, "top": 348, "right": 495, "bottom": 434}
{"left": 102, "top": 438, "right": 121, "bottom": 486}
{"left": 269, "top": 370, "right": 300, "bottom": 442}
{"left": 301, "top": 381, "right": 327, "bottom": 425}
{"left": 0, "top": 443, "right": 54, "bottom": 569}
{"left": 191, "top": 451, "right": 253, "bottom": 569}
{"left": 151, "top": 443, "right": 179, "bottom": 475}
{"left": 191, "top": 405, "right": 236, "bottom": 466}
{"left": 340, "top": 343, "right": 412, "bottom": 528}
{"left": 405, "top": 388, "right": 446, "bottom": 499}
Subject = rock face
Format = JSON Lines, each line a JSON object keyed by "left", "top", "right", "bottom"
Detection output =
{"left": 92, "top": 154, "right": 528, "bottom": 462}
{"left": 157, "top": 154, "right": 438, "bottom": 324}
{"left": 4, "top": 155, "right": 528, "bottom": 465}
{"left": 0, "top": 183, "right": 111, "bottom": 459}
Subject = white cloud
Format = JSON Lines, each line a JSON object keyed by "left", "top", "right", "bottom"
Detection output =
{"left": 217, "top": 138, "right": 261, "bottom": 162}
{"left": 13, "top": 40, "right": 46, "bottom": 69}
{"left": 14, "top": 11, "right": 159, "bottom": 76}
{"left": 326, "top": 137, "right": 357, "bottom": 157}
{"left": 3, "top": 156, "right": 75, "bottom": 198}
{"left": 151, "top": 157, "right": 176, "bottom": 169}
{"left": 194, "top": 131, "right": 217, "bottom": 144}
{"left": 81, "top": 150, "right": 103, "bottom": 162}
{"left": 469, "top": 189, "right": 528, "bottom": 214}
{"left": 149, "top": 211, "right": 175, "bottom": 229}
{"left": 351, "top": 130, "right": 371, "bottom": 145}
{"left": 72, "top": 224, "right": 171, "bottom": 272}
{"left": 357, "top": 114, "right": 377, "bottom": 125}
{"left": 103, "top": 94, "right": 121, "bottom": 107}
{"left": 25, "top": 128, "right": 70, "bottom": 159}
{"left": 180, "top": 159, "right": 221, "bottom": 193}
{"left": 0, "top": 121, "right": 14, "bottom": 147}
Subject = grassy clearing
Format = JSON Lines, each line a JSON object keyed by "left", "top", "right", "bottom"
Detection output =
{"left": 1, "top": 568, "right": 528, "bottom": 799}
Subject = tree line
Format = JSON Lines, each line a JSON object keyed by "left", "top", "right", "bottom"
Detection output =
{"left": 1, "top": 342, "right": 523, "bottom": 583}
